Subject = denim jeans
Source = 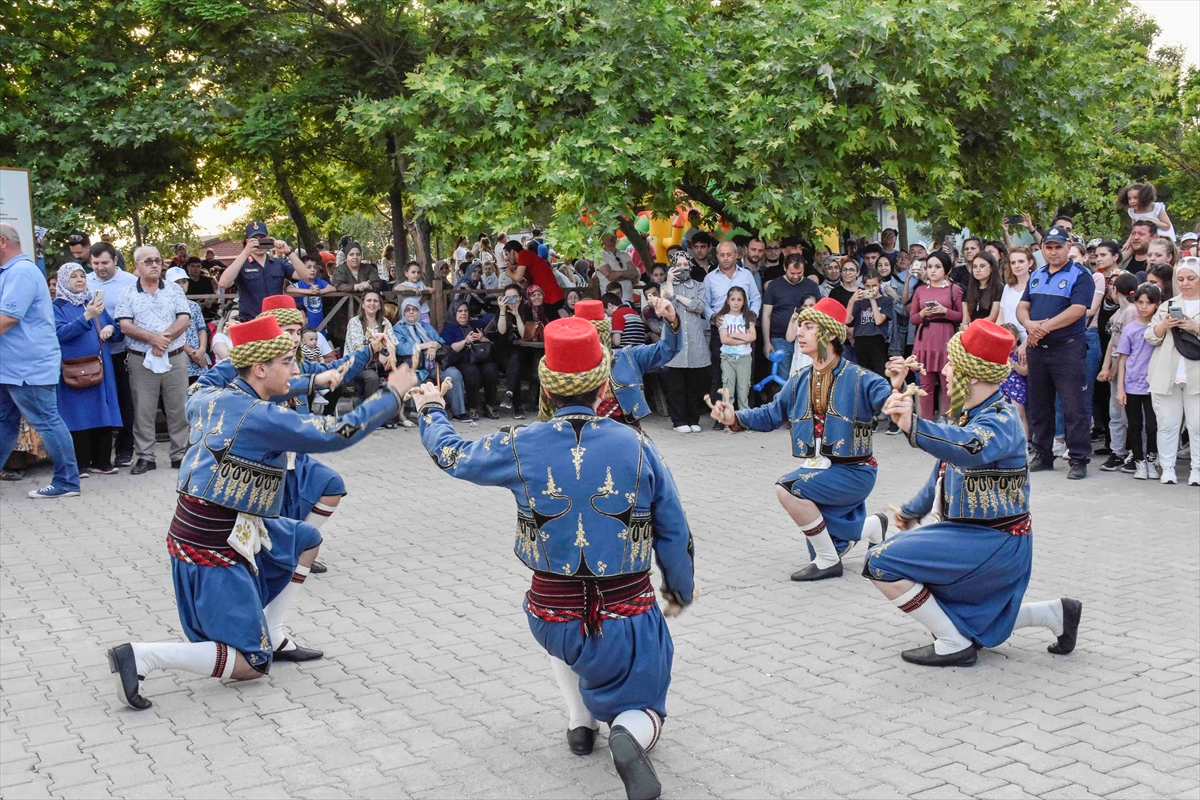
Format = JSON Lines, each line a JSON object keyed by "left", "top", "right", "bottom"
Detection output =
{"left": 0, "top": 383, "right": 81, "bottom": 491}
{"left": 769, "top": 337, "right": 794, "bottom": 365}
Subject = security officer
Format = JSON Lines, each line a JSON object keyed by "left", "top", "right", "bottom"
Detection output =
{"left": 1016, "top": 226, "right": 1095, "bottom": 479}
{"left": 217, "top": 222, "right": 309, "bottom": 321}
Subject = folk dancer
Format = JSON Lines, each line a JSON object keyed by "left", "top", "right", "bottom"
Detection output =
{"left": 709, "top": 297, "right": 895, "bottom": 581}
{"left": 198, "top": 294, "right": 388, "bottom": 573}
{"left": 865, "top": 319, "right": 1082, "bottom": 666}
{"left": 568, "top": 298, "right": 681, "bottom": 429}
{"left": 106, "top": 316, "right": 413, "bottom": 708}
{"left": 414, "top": 317, "right": 695, "bottom": 800}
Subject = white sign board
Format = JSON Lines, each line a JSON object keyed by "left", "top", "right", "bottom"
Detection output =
{"left": 0, "top": 167, "right": 36, "bottom": 257}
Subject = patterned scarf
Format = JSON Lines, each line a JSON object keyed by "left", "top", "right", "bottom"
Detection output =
{"left": 56, "top": 263, "right": 92, "bottom": 306}
{"left": 946, "top": 332, "right": 1012, "bottom": 423}
{"left": 795, "top": 307, "right": 847, "bottom": 363}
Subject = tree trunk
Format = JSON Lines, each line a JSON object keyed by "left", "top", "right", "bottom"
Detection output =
{"left": 891, "top": 185, "right": 909, "bottom": 252}
{"left": 617, "top": 215, "right": 655, "bottom": 274}
{"left": 386, "top": 134, "right": 410, "bottom": 266}
{"left": 272, "top": 155, "right": 319, "bottom": 254}
{"left": 413, "top": 214, "right": 433, "bottom": 277}
{"left": 131, "top": 204, "right": 143, "bottom": 247}
{"left": 679, "top": 181, "right": 752, "bottom": 232}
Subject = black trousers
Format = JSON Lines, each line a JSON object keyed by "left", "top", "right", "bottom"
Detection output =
{"left": 708, "top": 324, "right": 723, "bottom": 398}
{"left": 666, "top": 366, "right": 710, "bottom": 427}
{"left": 71, "top": 427, "right": 113, "bottom": 471}
{"left": 110, "top": 351, "right": 134, "bottom": 459}
{"left": 458, "top": 360, "right": 500, "bottom": 409}
{"left": 1027, "top": 339, "right": 1090, "bottom": 466}
{"left": 1124, "top": 393, "right": 1158, "bottom": 461}
{"left": 854, "top": 334, "right": 889, "bottom": 378}
{"left": 494, "top": 340, "right": 538, "bottom": 410}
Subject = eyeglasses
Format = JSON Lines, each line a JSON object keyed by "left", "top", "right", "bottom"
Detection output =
{"left": 139, "top": 257, "right": 163, "bottom": 265}
{"left": 766, "top": 245, "right": 781, "bottom": 250}
{"left": 971, "top": 263, "right": 991, "bottom": 271}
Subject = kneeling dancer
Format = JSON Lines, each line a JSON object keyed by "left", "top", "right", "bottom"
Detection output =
{"left": 414, "top": 317, "right": 695, "bottom": 800}
{"left": 107, "top": 316, "right": 412, "bottom": 708}
{"left": 710, "top": 297, "right": 894, "bottom": 581}
{"left": 865, "top": 319, "right": 1082, "bottom": 667}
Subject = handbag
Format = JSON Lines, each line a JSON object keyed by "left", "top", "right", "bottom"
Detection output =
{"left": 1175, "top": 328, "right": 1200, "bottom": 361}
{"left": 61, "top": 317, "right": 105, "bottom": 390}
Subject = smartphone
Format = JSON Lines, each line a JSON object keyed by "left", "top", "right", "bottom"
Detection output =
{"left": 942, "top": 234, "right": 955, "bottom": 252}
{"left": 94, "top": 289, "right": 105, "bottom": 304}
{"left": 1005, "top": 214, "right": 1024, "bottom": 226}
{"left": 925, "top": 301, "right": 937, "bottom": 309}
{"left": 1169, "top": 305, "right": 1185, "bottom": 319}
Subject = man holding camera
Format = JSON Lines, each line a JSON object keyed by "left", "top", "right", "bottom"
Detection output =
{"left": 218, "top": 222, "right": 308, "bottom": 321}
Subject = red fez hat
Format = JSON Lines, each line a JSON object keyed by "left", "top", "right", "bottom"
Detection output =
{"left": 543, "top": 318, "right": 604, "bottom": 374}
{"left": 812, "top": 297, "right": 847, "bottom": 324}
{"left": 960, "top": 319, "right": 1014, "bottom": 366}
{"left": 574, "top": 299, "right": 605, "bottom": 321}
{"left": 260, "top": 294, "right": 299, "bottom": 314}
{"left": 230, "top": 315, "right": 284, "bottom": 348}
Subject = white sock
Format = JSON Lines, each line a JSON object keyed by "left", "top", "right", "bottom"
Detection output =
{"left": 612, "top": 709, "right": 662, "bottom": 752}
{"left": 1014, "top": 599, "right": 1064, "bottom": 636}
{"left": 861, "top": 513, "right": 884, "bottom": 546}
{"left": 549, "top": 656, "right": 597, "bottom": 730}
{"left": 800, "top": 515, "right": 840, "bottom": 569}
{"left": 131, "top": 642, "right": 235, "bottom": 679}
{"left": 893, "top": 583, "right": 972, "bottom": 655}
{"left": 304, "top": 503, "right": 336, "bottom": 531}
{"left": 264, "top": 564, "right": 310, "bottom": 650}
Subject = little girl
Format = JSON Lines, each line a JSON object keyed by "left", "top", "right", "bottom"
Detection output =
{"left": 717, "top": 286, "right": 757, "bottom": 416}
{"left": 999, "top": 323, "right": 1029, "bottom": 436}
{"left": 398, "top": 261, "right": 431, "bottom": 322}
{"left": 1097, "top": 272, "right": 1141, "bottom": 472}
{"left": 1115, "top": 283, "right": 1162, "bottom": 480}
{"left": 787, "top": 295, "right": 818, "bottom": 376}
{"left": 1118, "top": 182, "right": 1176, "bottom": 241}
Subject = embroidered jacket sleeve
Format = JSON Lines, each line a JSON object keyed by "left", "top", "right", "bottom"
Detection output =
{"left": 905, "top": 405, "right": 1018, "bottom": 468}
{"left": 623, "top": 318, "right": 681, "bottom": 374}
{"left": 418, "top": 405, "right": 524, "bottom": 492}
{"left": 860, "top": 368, "right": 894, "bottom": 416}
{"left": 734, "top": 374, "right": 795, "bottom": 432}
{"left": 300, "top": 345, "right": 371, "bottom": 383}
{"left": 252, "top": 389, "right": 398, "bottom": 455}
{"left": 192, "top": 359, "right": 321, "bottom": 401}
{"left": 900, "top": 460, "right": 942, "bottom": 520}
{"left": 644, "top": 440, "right": 695, "bottom": 605}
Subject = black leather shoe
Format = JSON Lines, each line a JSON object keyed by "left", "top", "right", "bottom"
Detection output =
{"left": 170, "top": 460, "right": 182, "bottom": 469}
{"left": 567, "top": 726, "right": 596, "bottom": 755}
{"left": 900, "top": 643, "right": 978, "bottom": 667}
{"left": 106, "top": 644, "right": 152, "bottom": 710}
{"left": 130, "top": 459, "right": 156, "bottom": 475}
{"left": 273, "top": 639, "right": 324, "bottom": 662}
{"left": 790, "top": 560, "right": 843, "bottom": 582}
{"left": 310, "top": 560, "right": 328, "bottom": 574}
{"left": 1067, "top": 464, "right": 1087, "bottom": 480}
{"left": 1028, "top": 457, "right": 1055, "bottom": 472}
{"left": 609, "top": 725, "right": 661, "bottom": 800}
{"left": 1048, "top": 598, "right": 1082, "bottom": 655}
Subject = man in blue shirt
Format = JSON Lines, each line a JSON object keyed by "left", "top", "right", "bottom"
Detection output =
{"left": 217, "top": 222, "right": 308, "bottom": 321}
{"left": 1017, "top": 226, "right": 1094, "bottom": 479}
{"left": 0, "top": 223, "right": 81, "bottom": 498}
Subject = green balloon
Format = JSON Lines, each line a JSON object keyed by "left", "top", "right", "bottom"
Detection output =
{"left": 635, "top": 214, "right": 651, "bottom": 234}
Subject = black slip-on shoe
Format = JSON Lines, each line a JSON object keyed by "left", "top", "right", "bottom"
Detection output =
{"left": 790, "top": 560, "right": 843, "bottom": 582}
{"left": 106, "top": 644, "right": 152, "bottom": 710}
{"left": 1048, "top": 598, "right": 1082, "bottom": 655}
{"left": 130, "top": 459, "right": 156, "bottom": 475}
{"left": 900, "top": 643, "right": 978, "bottom": 667}
{"left": 567, "top": 726, "right": 597, "bottom": 755}
{"left": 609, "top": 725, "right": 661, "bottom": 800}
{"left": 273, "top": 639, "right": 324, "bottom": 662}
{"left": 309, "top": 560, "right": 328, "bottom": 574}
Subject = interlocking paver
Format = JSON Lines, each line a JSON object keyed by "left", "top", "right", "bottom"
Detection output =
{"left": 2, "top": 417, "right": 1197, "bottom": 798}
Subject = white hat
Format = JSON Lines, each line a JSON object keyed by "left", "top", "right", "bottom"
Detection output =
{"left": 165, "top": 266, "right": 189, "bottom": 284}
{"left": 1181, "top": 231, "right": 1198, "bottom": 243}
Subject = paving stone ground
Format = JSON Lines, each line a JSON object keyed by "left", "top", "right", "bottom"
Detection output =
{"left": 2, "top": 415, "right": 1198, "bottom": 800}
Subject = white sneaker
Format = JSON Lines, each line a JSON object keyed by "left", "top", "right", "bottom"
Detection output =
{"left": 673, "top": 425, "right": 691, "bottom": 434}
{"left": 1189, "top": 469, "right": 1200, "bottom": 487}
{"left": 1053, "top": 439, "right": 1067, "bottom": 459}
{"left": 1146, "top": 458, "right": 1161, "bottom": 481}
{"left": 1133, "top": 461, "right": 1148, "bottom": 480}
{"left": 1160, "top": 466, "right": 1178, "bottom": 485}
{"left": 689, "top": 425, "right": 702, "bottom": 433}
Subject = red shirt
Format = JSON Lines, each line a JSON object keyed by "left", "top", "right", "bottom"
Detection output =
{"left": 517, "top": 251, "right": 564, "bottom": 305}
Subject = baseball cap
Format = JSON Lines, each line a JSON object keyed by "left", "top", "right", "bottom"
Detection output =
{"left": 1181, "top": 231, "right": 1198, "bottom": 244}
{"left": 245, "top": 222, "right": 269, "bottom": 238}
{"left": 1043, "top": 226, "right": 1070, "bottom": 244}
{"left": 164, "top": 267, "right": 189, "bottom": 283}
{"left": 67, "top": 230, "right": 90, "bottom": 246}
{"left": 909, "top": 240, "right": 929, "bottom": 250}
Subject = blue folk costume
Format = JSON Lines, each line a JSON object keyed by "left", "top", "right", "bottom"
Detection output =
{"left": 418, "top": 316, "right": 692, "bottom": 800}
{"left": 571, "top": 299, "right": 681, "bottom": 427}
{"left": 106, "top": 316, "right": 401, "bottom": 711}
{"left": 728, "top": 298, "right": 892, "bottom": 580}
{"left": 862, "top": 320, "right": 1081, "bottom": 667}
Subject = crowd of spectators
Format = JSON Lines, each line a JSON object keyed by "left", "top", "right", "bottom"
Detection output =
{"left": 3, "top": 187, "right": 1199, "bottom": 497}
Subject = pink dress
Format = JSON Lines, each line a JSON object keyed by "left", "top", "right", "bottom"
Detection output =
{"left": 910, "top": 283, "right": 964, "bottom": 373}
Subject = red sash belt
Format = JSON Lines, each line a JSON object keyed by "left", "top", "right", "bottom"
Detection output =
{"left": 526, "top": 572, "right": 656, "bottom": 637}
{"left": 167, "top": 494, "right": 243, "bottom": 567}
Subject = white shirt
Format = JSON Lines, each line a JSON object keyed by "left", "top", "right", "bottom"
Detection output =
{"left": 998, "top": 283, "right": 1028, "bottom": 342}
{"left": 86, "top": 269, "right": 137, "bottom": 353}
{"left": 1128, "top": 203, "right": 1175, "bottom": 241}
{"left": 598, "top": 250, "right": 635, "bottom": 304}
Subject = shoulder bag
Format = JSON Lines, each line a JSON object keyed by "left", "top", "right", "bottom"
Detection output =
{"left": 61, "top": 317, "right": 105, "bottom": 389}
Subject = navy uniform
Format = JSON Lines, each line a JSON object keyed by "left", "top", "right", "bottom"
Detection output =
{"left": 864, "top": 320, "right": 1082, "bottom": 667}
{"left": 418, "top": 316, "right": 694, "bottom": 800}
{"left": 572, "top": 299, "right": 680, "bottom": 428}
{"left": 106, "top": 316, "right": 405, "bottom": 709}
{"left": 725, "top": 297, "right": 893, "bottom": 581}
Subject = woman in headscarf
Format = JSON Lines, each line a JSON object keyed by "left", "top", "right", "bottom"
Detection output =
{"left": 393, "top": 297, "right": 471, "bottom": 423}
{"left": 521, "top": 284, "right": 551, "bottom": 341}
{"left": 441, "top": 299, "right": 500, "bottom": 419}
{"left": 53, "top": 263, "right": 123, "bottom": 475}
{"left": 1144, "top": 256, "right": 1200, "bottom": 485}
{"left": 455, "top": 262, "right": 488, "bottom": 317}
